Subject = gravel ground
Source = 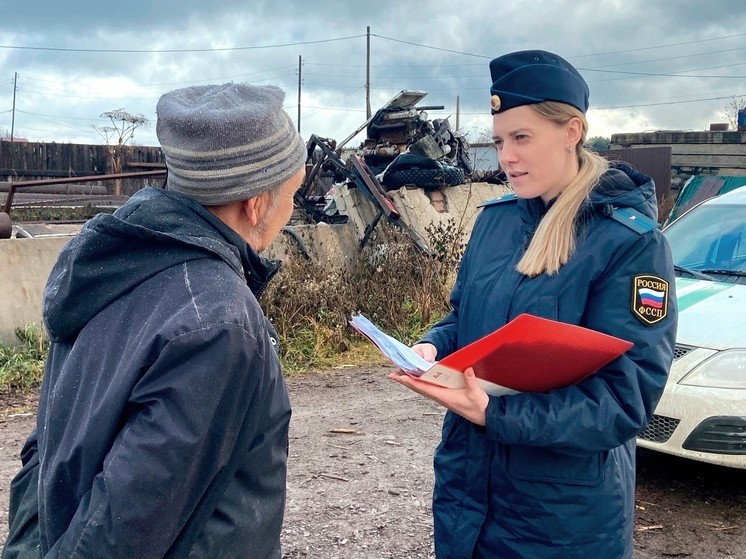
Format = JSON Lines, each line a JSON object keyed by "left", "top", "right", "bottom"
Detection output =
{"left": 1, "top": 365, "right": 744, "bottom": 558}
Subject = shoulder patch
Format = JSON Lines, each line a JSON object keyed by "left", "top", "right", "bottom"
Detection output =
{"left": 478, "top": 192, "right": 517, "bottom": 208}
{"left": 632, "top": 275, "right": 669, "bottom": 325}
{"left": 610, "top": 207, "right": 659, "bottom": 234}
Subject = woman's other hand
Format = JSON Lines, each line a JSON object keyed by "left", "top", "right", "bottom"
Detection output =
{"left": 411, "top": 343, "right": 437, "bottom": 362}
{"left": 388, "top": 367, "right": 489, "bottom": 426}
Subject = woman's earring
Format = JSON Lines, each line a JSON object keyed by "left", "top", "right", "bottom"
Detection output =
{"left": 566, "top": 146, "right": 573, "bottom": 152}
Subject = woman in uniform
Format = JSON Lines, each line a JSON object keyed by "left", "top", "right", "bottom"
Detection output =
{"left": 389, "top": 50, "right": 678, "bottom": 559}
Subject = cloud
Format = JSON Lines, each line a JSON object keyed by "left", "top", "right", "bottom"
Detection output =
{"left": 2, "top": 0, "right": 746, "bottom": 145}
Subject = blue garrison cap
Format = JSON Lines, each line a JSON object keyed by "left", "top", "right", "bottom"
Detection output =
{"left": 489, "top": 50, "right": 589, "bottom": 115}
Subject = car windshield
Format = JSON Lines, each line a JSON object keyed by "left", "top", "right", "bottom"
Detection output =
{"left": 664, "top": 204, "right": 746, "bottom": 283}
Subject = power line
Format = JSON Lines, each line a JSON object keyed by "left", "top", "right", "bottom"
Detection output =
{"left": 305, "top": 61, "right": 485, "bottom": 69}
{"left": 14, "top": 109, "right": 106, "bottom": 122}
{"left": 455, "top": 93, "right": 746, "bottom": 115}
{"left": 19, "top": 87, "right": 161, "bottom": 101}
{"left": 568, "top": 32, "right": 746, "bottom": 58}
{"left": 23, "top": 66, "right": 299, "bottom": 88}
{"left": 372, "top": 31, "right": 746, "bottom": 64}
{"left": 303, "top": 72, "right": 365, "bottom": 79}
{"left": 592, "top": 93, "right": 746, "bottom": 110}
{"left": 16, "top": 73, "right": 299, "bottom": 100}
{"left": 4, "top": 29, "right": 745, "bottom": 67}
{"left": 302, "top": 105, "right": 366, "bottom": 113}
{"left": 0, "top": 35, "right": 365, "bottom": 54}
{"left": 580, "top": 67, "right": 746, "bottom": 79}
{"left": 16, "top": 109, "right": 98, "bottom": 133}
{"left": 6, "top": 27, "right": 746, "bottom": 141}
{"left": 372, "top": 34, "right": 491, "bottom": 59}
{"left": 302, "top": 87, "right": 368, "bottom": 119}
{"left": 296, "top": 82, "right": 365, "bottom": 89}
{"left": 583, "top": 46, "right": 746, "bottom": 69}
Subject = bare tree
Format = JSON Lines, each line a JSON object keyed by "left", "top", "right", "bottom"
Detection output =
{"left": 95, "top": 109, "right": 150, "bottom": 195}
{"left": 721, "top": 96, "right": 746, "bottom": 130}
{"left": 461, "top": 126, "right": 493, "bottom": 144}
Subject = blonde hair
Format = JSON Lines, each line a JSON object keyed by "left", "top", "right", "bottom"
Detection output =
{"left": 515, "top": 101, "right": 609, "bottom": 277}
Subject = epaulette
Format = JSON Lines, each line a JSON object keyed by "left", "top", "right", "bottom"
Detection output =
{"left": 478, "top": 192, "right": 517, "bottom": 208}
{"left": 609, "top": 207, "right": 659, "bottom": 234}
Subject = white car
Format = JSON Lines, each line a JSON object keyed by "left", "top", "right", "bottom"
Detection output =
{"left": 637, "top": 187, "right": 746, "bottom": 469}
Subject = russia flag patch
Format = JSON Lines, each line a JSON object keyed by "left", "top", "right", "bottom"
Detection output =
{"left": 632, "top": 276, "right": 669, "bottom": 325}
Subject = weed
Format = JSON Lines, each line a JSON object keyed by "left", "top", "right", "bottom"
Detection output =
{"left": 657, "top": 193, "right": 678, "bottom": 225}
{"left": 0, "top": 325, "right": 48, "bottom": 397}
{"left": 262, "top": 220, "right": 465, "bottom": 371}
{"left": 0, "top": 219, "right": 467, "bottom": 398}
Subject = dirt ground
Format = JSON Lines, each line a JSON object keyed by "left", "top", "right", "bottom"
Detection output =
{"left": 0, "top": 365, "right": 744, "bottom": 558}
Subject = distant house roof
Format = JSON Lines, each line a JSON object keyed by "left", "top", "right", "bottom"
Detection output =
{"left": 0, "top": 136, "right": 29, "bottom": 142}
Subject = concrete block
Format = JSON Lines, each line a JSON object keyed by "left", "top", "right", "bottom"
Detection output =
{"left": 0, "top": 237, "right": 70, "bottom": 346}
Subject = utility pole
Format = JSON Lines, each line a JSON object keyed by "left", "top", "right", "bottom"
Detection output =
{"left": 455, "top": 95, "right": 460, "bottom": 131}
{"left": 297, "top": 55, "right": 302, "bottom": 134}
{"left": 10, "top": 72, "right": 18, "bottom": 141}
{"left": 365, "top": 26, "right": 371, "bottom": 119}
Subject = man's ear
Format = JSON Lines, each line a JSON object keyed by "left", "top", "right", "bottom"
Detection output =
{"left": 242, "top": 190, "right": 273, "bottom": 227}
{"left": 242, "top": 197, "right": 260, "bottom": 228}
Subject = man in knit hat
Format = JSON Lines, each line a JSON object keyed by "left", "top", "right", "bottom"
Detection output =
{"left": 3, "top": 83, "right": 307, "bottom": 559}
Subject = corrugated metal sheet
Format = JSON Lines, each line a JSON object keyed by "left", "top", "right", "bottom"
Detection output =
{"left": 667, "top": 175, "right": 746, "bottom": 224}
{"left": 600, "top": 146, "right": 672, "bottom": 201}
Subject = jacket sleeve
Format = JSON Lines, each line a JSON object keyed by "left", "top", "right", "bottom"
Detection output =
{"left": 45, "top": 324, "right": 268, "bottom": 559}
{"left": 2, "top": 430, "right": 41, "bottom": 559}
{"left": 485, "top": 230, "right": 678, "bottom": 454}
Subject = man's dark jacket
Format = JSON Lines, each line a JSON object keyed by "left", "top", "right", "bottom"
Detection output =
{"left": 3, "top": 187, "right": 291, "bottom": 558}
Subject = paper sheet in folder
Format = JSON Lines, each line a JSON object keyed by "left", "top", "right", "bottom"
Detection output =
{"left": 349, "top": 313, "right": 633, "bottom": 396}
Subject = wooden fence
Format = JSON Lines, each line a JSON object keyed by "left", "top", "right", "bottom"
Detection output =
{"left": 0, "top": 141, "right": 164, "bottom": 195}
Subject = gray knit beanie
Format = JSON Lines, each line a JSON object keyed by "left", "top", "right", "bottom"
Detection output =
{"left": 156, "top": 83, "right": 307, "bottom": 205}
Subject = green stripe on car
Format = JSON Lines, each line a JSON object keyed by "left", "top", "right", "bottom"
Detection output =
{"left": 676, "top": 278, "right": 735, "bottom": 311}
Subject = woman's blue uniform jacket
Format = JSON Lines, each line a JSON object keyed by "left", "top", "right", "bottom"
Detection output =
{"left": 420, "top": 163, "right": 677, "bottom": 559}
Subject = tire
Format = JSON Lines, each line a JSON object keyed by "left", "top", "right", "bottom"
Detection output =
{"left": 383, "top": 165, "right": 465, "bottom": 191}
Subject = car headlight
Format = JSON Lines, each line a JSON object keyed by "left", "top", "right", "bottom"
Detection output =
{"left": 679, "top": 349, "right": 746, "bottom": 389}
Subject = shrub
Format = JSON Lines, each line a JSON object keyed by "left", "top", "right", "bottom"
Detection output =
{"left": 261, "top": 219, "right": 465, "bottom": 372}
{"left": 657, "top": 193, "right": 678, "bottom": 225}
{"left": 0, "top": 220, "right": 467, "bottom": 397}
{"left": 0, "top": 325, "right": 48, "bottom": 397}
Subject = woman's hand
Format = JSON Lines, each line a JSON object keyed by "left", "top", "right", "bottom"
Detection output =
{"left": 388, "top": 367, "right": 489, "bottom": 427}
{"left": 411, "top": 343, "right": 437, "bottom": 362}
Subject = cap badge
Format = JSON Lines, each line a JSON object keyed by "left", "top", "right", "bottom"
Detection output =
{"left": 490, "top": 95, "right": 501, "bottom": 112}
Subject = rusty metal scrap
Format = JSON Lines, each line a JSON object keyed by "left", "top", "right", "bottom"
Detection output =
{"left": 2, "top": 170, "right": 166, "bottom": 215}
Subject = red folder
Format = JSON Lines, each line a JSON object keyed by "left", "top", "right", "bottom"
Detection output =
{"left": 417, "top": 314, "right": 633, "bottom": 395}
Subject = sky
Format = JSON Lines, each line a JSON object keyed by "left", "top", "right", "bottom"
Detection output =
{"left": 2, "top": 0, "right": 746, "bottom": 149}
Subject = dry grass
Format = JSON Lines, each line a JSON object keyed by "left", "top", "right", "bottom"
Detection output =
{"left": 0, "top": 220, "right": 466, "bottom": 397}
{"left": 262, "top": 220, "right": 465, "bottom": 371}
{"left": 657, "top": 193, "right": 678, "bottom": 225}
{"left": 0, "top": 326, "right": 47, "bottom": 398}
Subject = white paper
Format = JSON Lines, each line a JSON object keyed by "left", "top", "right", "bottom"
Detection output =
{"left": 349, "top": 314, "right": 434, "bottom": 375}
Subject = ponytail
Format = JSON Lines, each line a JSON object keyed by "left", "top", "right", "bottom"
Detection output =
{"left": 515, "top": 102, "right": 608, "bottom": 277}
